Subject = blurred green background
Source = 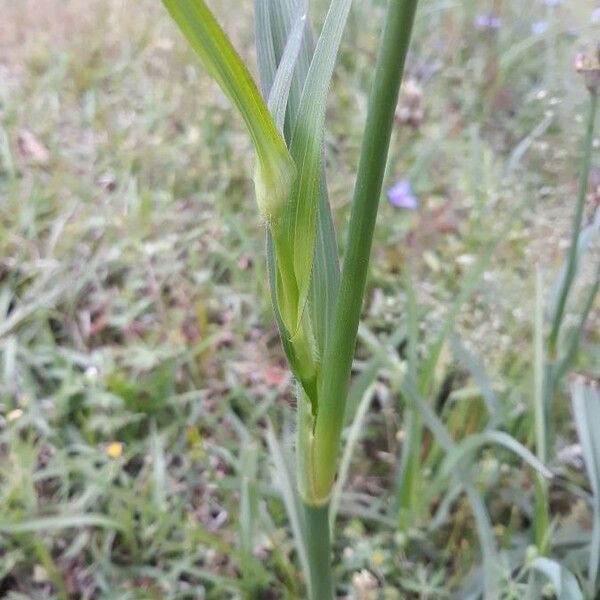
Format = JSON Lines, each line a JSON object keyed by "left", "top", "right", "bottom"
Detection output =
{"left": 0, "top": 0, "right": 598, "bottom": 598}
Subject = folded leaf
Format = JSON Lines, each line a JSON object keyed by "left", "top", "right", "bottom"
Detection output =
{"left": 285, "top": 0, "right": 353, "bottom": 328}
{"left": 267, "top": 2, "right": 307, "bottom": 133}
{"left": 259, "top": 0, "right": 340, "bottom": 382}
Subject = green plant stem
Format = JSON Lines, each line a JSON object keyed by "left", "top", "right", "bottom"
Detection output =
{"left": 533, "top": 270, "right": 550, "bottom": 554}
{"left": 312, "top": 0, "right": 420, "bottom": 500}
{"left": 548, "top": 91, "right": 598, "bottom": 357}
{"left": 396, "top": 408, "right": 422, "bottom": 525}
{"left": 555, "top": 258, "right": 600, "bottom": 382}
{"left": 303, "top": 502, "right": 333, "bottom": 600}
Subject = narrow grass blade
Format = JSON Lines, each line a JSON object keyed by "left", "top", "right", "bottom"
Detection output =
{"left": 258, "top": 3, "right": 310, "bottom": 376}
{"left": 533, "top": 270, "right": 550, "bottom": 553}
{"left": 506, "top": 112, "right": 554, "bottom": 174}
{"left": 267, "top": 2, "right": 307, "bottom": 132}
{"left": 395, "top": 265, "right": 423, "bottom": 521}
{"left": 465, "top": 485, "right": 500, "bottom": 599}
{"left": 555, "top": 259, "right": 600, "bottom": 382}
{"left": 549, "top": 210, "right": 600, "bottom": 331}
{"left": 283, "top": 0, "right": 353, "bottom": 327}
{"left": 239, "top": 442, "right": 260, "bottom": 596}
{"left": 0, "top": 514, "right": 125, "bottom": 533}
{"left": 267, "top": 0, "right": 316, "bottom": 137}
{"left": 309, "top": 180, "right": 340, "bottom": 358}
{"left": 344, "top": 324, "right": 405, "bottom": 426}
{"left": 344, "top": 359, "right": 382, "bottom": 426}
{"left": 570, "top": 375, "right": 600, "bottom": 594}
{"left": 439, "top": 431, "right": 552, "bottom": 481}
{"left": 534, "top": 270, "right": 548, "bottom": 462}
{"left": 150, "top": 421, "right": 167, "bottom": 510}
{"left": 451, "top": 335, "right": 501, "bottom": 426}
{"left": 258, "top": 0, "right": 340, "bottom": 359}
{"left": 530, "top": 557, "right": 584, "bottom": 600}
{"left": 398, "top": 377, "right": 500, "bottom": 597}
{"left": 330, "top": 385, "right": 375, "bottom": 531}
{"left": 254, "top": 0, "right": 278, "bottom": 96}
{"left": 548, "top": 92, "right": 598, "bottom": 356}
{"left": 239, "top": 442, "right": 259, "bottom": 562}
{"left": 163, "top": 0, "right": 295, "bottom": 223}
{"left": 265, "top": 422, "right": 310, "bottom": 589}
{"left": 404, "top": 265, "right": 419, "bottom": 380}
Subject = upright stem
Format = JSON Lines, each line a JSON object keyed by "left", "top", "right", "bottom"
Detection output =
{"left": 548, "top": 91, "right": 598, "bottom": 357}
{"left": 303, "top": 502, "right": 333, "bottom": 600}
{"left": 312, "top": 0, "right": 420, "bottom": 500}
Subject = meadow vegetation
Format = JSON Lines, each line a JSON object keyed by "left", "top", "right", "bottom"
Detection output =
{"left": 0, "top": 0, "right": 599, "bottom": 598}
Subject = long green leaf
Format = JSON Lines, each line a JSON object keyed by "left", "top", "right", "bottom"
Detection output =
{"left": 0, "top": 514, "right": 124, "bottom": 534}
{"left": 260, "top": 0, "right": 340, "bottom": 370}
{"left": 284, "top": 0, "right": 353, "bottom": 329}
{"left": 534, "top": 270, "right": 548, "bottom": 462}
{"left": 451, "top": 335, "right": 501, "bottom": 425}
{"left": 394, "top": 265, "right": 422, "bottom": 520}
{"left": 265, "top": 422, "right": 311, "bottom": 593}
{"left": 163, "top": 0, "right": 295, "bottom": 223}
{"left": 533, "top": 270, "right": 550, "bottom": 553}
{"left": 276, "top": 0, "right": 342, "bottom": 360}
{"left": 309, "top": 178, "right": 341, "bottom": 358}
{"left": 555, "top": 258, "right": 600, "bottom": 382}
{"left": 329, "top": 385, "right": 375, "bottom": 531}
{"left": 254, "top": 0, "right": 278, "bottom": 97}
{"left": 571, "top": 376, "right": 600, "bottom": 594}
{"left": 548, "top": 92, "right": 598, "bottom": 356}
{"left": 530, "top": 558, "right": 584, "bottom": 600}
{"left": 267, "top": 2, "right": 307, "bottom": 132}
{"left": 266, "top": 0, "right": 315, "bottom": 138}
{"left": 439, "top": 431, "right": 553, "bottom": 481}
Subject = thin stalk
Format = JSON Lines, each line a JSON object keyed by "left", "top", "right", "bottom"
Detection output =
{"left": 303, "top": 502, "right": 333, "bottom": 600}
{"left": 548, "top": 92, "right": 598, "bottom": 357}
{"left": 313, "top": 0, "right": 420, "bottom": 501}
{"left": 533, "top": 271, "right": 550, "bottom": 553}
{"left": 396, "top": 409, "right": 423, "bottom": 527}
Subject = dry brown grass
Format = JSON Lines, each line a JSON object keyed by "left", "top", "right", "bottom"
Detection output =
{"left": 0, "top": 0, "right": 103, "bottom": 64}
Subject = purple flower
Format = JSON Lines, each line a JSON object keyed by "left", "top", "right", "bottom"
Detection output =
{"left": 387, "top": 180, "right": 419, "bottom": 210}
{"left": 540, "top": 0, "right": 561, "bottom": 6}
{"left": 531, "top": 20, "right": 549, "bottom": 35}
{"left": 474, "top": 14, "right": 502, "bottom": 31}
{"left": 592, "top": 7, "right": 600, "bottom": 23}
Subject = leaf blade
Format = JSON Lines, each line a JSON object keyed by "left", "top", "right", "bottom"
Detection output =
{"left": 284, "top": 0, "right": 353, "bottom": 328}
{"left": 267, "top": 2, "right": 308, "bottom": 132}
{"left": 163, "top": 0, "right": 295, "bottom": 222}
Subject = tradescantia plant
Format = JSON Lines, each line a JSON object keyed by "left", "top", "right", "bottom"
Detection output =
{"left": 162, "top": 0, "right": 419, "bottom": 596}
